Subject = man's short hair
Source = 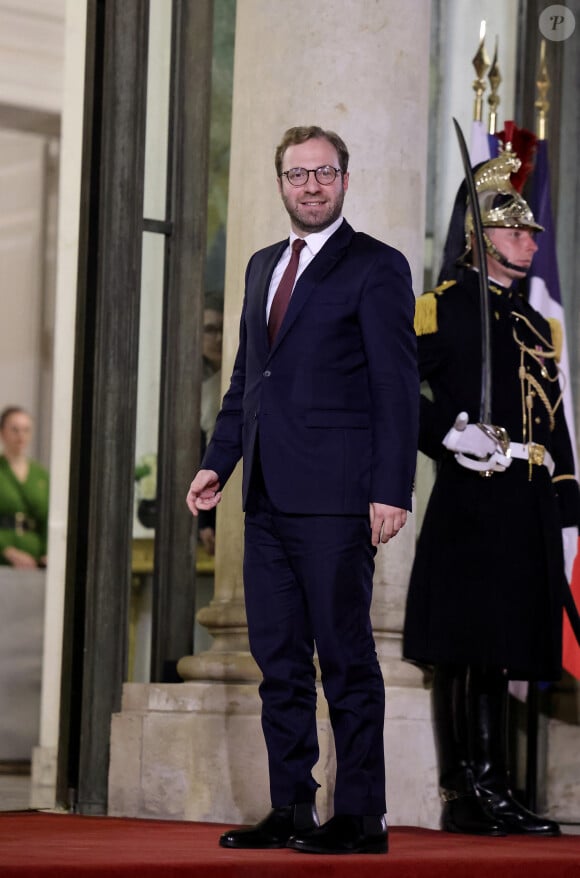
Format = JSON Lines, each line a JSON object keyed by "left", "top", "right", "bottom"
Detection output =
{"left": 275, "top": 126, "right": 349, "bottom": 177}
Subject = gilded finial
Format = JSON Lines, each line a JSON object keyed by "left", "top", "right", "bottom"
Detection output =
{"left": 487, "top": 37, "right": 501, "bottom": 134}
{"left": 472, "top": 21, "right": 490, "bottom": 122}
{"left": 535, "top": 39, "right": 550, "bottom": 141}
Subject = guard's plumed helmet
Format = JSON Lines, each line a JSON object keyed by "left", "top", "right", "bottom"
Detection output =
{"left": 438, "top": 125, "right": 543, "bottom": 282}
{"left": 464, "top": 151, "right": 544, "bottom": 241}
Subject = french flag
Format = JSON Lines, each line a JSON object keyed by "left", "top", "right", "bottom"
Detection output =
{"left": 470, "top": 120, "right": 499, "bottom": 164}
{"left": 528, "top": 138, "right": 580, "bottom": 680}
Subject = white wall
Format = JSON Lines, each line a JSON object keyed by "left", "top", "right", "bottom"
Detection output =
{"left": 430, "top": 0, "right": 519, "bottom": 279}
{"left": 0, "top": 0, "right": 65, "bottom": 114}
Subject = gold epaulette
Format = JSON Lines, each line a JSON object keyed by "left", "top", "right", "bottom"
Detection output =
{"left": 414, "top": 279, "right": 457, "bottom": 336}
{"left": 547, "top": 317, "right": 563, "bottom": 363}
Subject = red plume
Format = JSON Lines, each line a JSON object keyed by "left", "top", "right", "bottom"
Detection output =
{"left": 496, "top": 122, "right": 537, "bottom": 192}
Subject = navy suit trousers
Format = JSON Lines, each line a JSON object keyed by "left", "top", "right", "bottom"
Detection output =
{"left": 243, "top": 461, "right": 387, "bottom": 815}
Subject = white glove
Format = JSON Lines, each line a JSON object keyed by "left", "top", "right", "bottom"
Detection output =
{"left": 562, "top": 526, "right": 579, "bottom": 582}
{"left": 443, "top": 412, "right": 512, "bottom": 474}
{"left": 443, "top": 412, "right": 498, "bottom": 457}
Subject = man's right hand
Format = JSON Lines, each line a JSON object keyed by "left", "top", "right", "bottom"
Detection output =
{"left": 442, "top": 412, "right": 511, "bottom": 473}
{"left": 443, "top": 412, "right": 500, "bottom": 457}
{"left": 186, "top": 469, "right": 222, "bottom": 517}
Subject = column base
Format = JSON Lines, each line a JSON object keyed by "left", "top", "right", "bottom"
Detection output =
{"left": 30, "top": 745, "right": 57, "bottom": 810}
{"left": 177, "top": 650, "right": 261, "bottom": 682}
{"left": 546, "top": 716, "right": 580, "bottom": 823}
{"left": 108, "top": 675, "right": 440, "bottom": 828}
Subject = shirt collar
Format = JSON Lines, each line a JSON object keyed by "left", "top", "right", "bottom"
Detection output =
{"left": 289, "top": 216, "right": 344, "bottom": 256}
{"left": 471, "top": 266, "right": 513, "bottom": 292}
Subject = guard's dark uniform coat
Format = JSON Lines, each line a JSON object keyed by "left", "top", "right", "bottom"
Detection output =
{"left": 403, "top": 268, "right": 579, "bottom": 680}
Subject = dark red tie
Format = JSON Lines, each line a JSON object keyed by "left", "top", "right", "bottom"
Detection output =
{"left": 268, "top": 238, "right": 306, "bottom": 344}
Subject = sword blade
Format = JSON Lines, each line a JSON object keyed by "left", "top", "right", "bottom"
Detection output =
{"left": 452, "top": 118, "right": 492, "bottom": 424}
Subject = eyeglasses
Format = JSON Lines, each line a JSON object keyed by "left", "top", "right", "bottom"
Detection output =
{"left": 280, "top": 166, "right": 342, "bottom": 187}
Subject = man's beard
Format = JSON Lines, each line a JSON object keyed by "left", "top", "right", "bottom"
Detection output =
{"left": 283, "top": 188, "right": 345, "bottom": 234}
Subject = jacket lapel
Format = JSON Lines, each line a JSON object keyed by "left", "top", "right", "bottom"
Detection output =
{"left": 246, "top": 240, "right": 287, "bottom": 353}
{"left": 269, "top": 220, "right": 355, "bottom": 354}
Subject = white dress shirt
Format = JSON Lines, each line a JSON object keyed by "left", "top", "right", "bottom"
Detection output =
{"left": 265, "top": 217, "right": 344, "bottom": 321}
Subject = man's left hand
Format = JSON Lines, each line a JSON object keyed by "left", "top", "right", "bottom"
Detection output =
{"left": 369, "top": 503, "right": 407, "bottom": 546}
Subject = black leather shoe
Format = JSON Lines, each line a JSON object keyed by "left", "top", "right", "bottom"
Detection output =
{"left": 441, "top": 792, "right": 506, "bottom": 836}
{"left": 287, "top": 814, "right": 388, "bottom": 854}
{"left": 219, "top": 803, "right": 319, "bottom": 849}
{"left": 481, "top": 790, "right": 561, "bottom": 836}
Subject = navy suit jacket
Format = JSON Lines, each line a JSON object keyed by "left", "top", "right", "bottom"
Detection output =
{"left": 202, "top": 219, "right": 419, "bottom": 514}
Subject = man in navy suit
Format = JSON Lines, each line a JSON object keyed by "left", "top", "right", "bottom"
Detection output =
{"left": 187, "top": 125, "right": 419, "bottom": 854}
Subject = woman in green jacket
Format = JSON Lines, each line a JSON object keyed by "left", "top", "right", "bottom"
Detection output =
{"left": 0, "top": 406, "right": 49, "bottom": 568}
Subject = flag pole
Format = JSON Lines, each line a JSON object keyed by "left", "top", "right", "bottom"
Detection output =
{"left": 534, "top": 40, "right": 580, "bottom": 655}
{"left": 487, "top": 37, "right": 501, "bottom": 135}
{"left": 525, "top": 38, "right": 580, "bottom": 812}
{"left": 523, "top": 42, "right": 550, "bottom": 812}
{"left": 534, "top": 39, "right": 549, "bottom": 141}
{"left": 472, "top": 20, "right": 490, "bottom": 122}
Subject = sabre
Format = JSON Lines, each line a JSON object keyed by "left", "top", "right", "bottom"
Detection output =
{"left": 452, "top": 117, "right": 492, "bottom": 424}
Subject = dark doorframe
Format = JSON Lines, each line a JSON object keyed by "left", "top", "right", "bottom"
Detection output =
{"left": 151, "top": 0, "right": 213, "bottom": 683}
{"left": 57, "top": 0, "right": 213, "bottom": 814}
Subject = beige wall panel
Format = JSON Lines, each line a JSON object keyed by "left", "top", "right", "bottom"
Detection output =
{"left": 0, "top": 130, "right": 45, "bottom": 460}
{"left": 0, "top": 0, "right": 65, "bottom": 114}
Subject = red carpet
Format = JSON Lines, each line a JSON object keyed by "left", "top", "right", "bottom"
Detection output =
{"left": 1, "top": 812, "right": 579, "bottom": 877}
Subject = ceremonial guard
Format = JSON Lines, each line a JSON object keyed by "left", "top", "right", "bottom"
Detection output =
{"left": 403, "top": 146, "right": 580, "bottom": 836}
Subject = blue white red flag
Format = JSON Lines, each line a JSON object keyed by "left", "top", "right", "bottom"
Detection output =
{"left": 528, "top": 138, "right": 580, "bottom": 680}
{"left": 469, "top": 121, "right": 499, "bottom": 164}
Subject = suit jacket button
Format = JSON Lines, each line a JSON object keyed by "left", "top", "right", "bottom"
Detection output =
{"left": 263, "top": 370, "right": 271, "bottom": 377}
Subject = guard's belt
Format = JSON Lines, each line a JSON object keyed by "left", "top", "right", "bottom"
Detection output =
{"left": 509, "top": 442, "right": 555, "bottom": 476}
{"left": 0, "top": 513, "right": 38, "bottom": 534}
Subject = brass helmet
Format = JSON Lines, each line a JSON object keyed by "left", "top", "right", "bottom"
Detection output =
{"left": 464, "top": 151, "right": 544, "bottom": 239}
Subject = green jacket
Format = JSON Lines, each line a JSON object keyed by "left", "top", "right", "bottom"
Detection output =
{"left": 0, "top": 455, "right": 49, "bottom": 565}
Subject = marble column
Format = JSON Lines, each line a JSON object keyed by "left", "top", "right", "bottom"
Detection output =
{"left": 179, "top": 0, "right": 430, "bottom": 684}
{"left": 110, "top": 0, "right": 438, "bottom": 828}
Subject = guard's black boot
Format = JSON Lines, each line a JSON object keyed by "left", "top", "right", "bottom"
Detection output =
{"left": 440, "top": 786, "right": 505, "bottom": 836}
{"left": 219, "top": 803, "right": 319, "bottom": 849}
{"left": 469, "top": 669, "right": 560, "bottom": 837}
{"left": 433, "top": 664, "right": 505, "bottom": 836}
{"left": 480, "top": 788, "right": 561, "bottom": 836}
